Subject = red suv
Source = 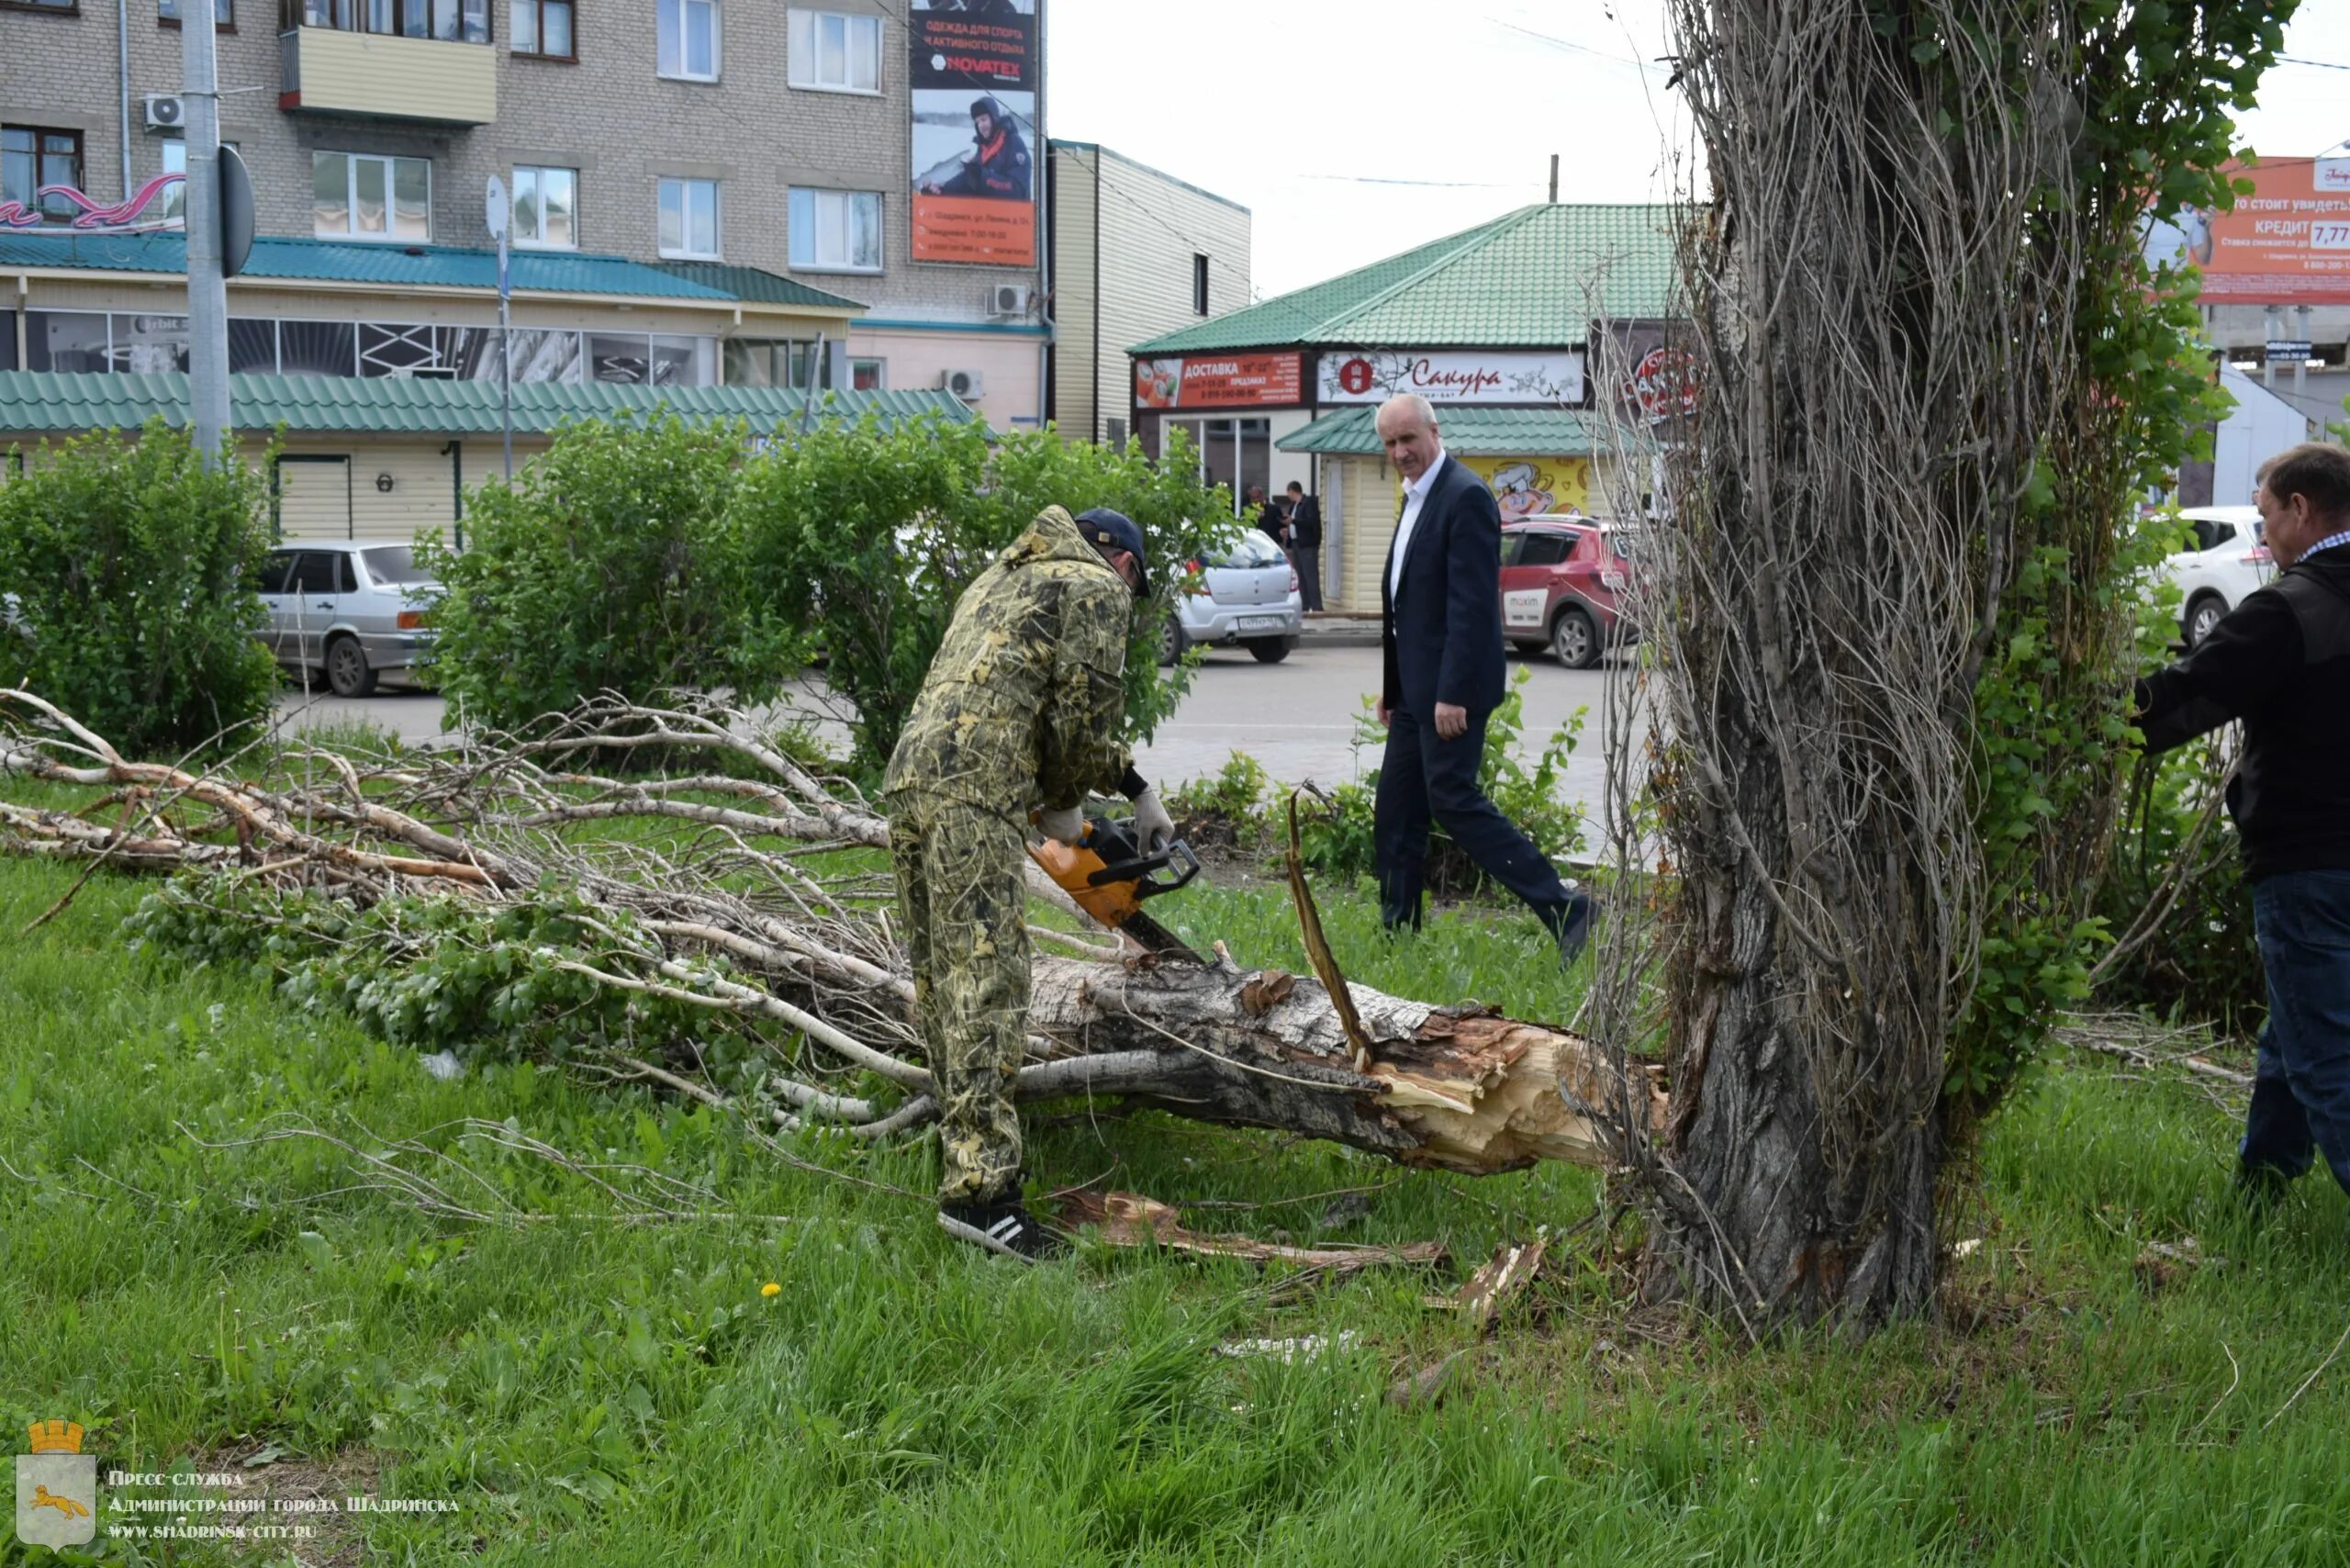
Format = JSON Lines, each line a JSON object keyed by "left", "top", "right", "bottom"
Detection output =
{"left": 1498, "top": 515, "right": 1642, "bottom": 668}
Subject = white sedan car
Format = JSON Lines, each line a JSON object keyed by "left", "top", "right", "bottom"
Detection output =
{"left": 1160, "top": 526, "right": 1303, "bottom": 665}
{"left": 2165, "top": 505, "right": 2271, "bottom": 646}
{"left": 256, "top": 540, "right": 440, "bottom": 696}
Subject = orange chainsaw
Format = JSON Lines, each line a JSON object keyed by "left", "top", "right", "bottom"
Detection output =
{"left": 1026, "top": 812, "right": 1203, "bottom": 961}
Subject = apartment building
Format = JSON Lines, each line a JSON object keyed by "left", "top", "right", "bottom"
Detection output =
{"left": 1045, "top": 140, "right": 1249, "bottom": 450}
{"left": 0, "top": 0, "right": 1048, "bottom": 418}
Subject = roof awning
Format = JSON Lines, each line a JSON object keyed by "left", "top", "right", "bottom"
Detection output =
{"left": 1278, "top": 406, "right": 1612, "bottom": 457}
{"left": 0, "top": 370, "right": 975, "bottom": 438}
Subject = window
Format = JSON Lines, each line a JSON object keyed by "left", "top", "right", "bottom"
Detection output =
{"left": 254, "top": 552, "right": 296, "bottom": 595}
{"left": 159, "top": 0, "right": 232, "bottom": 26}
{"left": 313, "top": 151, "right": 430, "bottom": 241}
{"left": 293, "top": 0, "right": 485, "bottom": 41}
{"left": 787, "top": 8, "right": 878, "bottom": 91}
{"left": 850, "top": 357, "right": 883, "bottom": 391}
{"left": 2, "top": 0, "right": 76, "bottom": 14}
{"left": 2, "top": 128, "right": 84, "bottom": 226}
{"left": 657, "top": 177, "right": 719, "bottom": 258}
{"left": 509, "top": 0, "right": 570, "bottom": 56}
{"left": 787, "top": 187, "right": 879, "bottom": 272}
{"left": 1514, "top": 532, "right": 1574, "bottom": 568}
{"left": 1192, "top": 253, "right": 1209, "bottom": 316}
{"left": 1105, "top": 416, "right": 1126, "bottom": 448}
{"left": 657, "top": 0, "right": 717, "bottom": 79}
{"left": 511, "top": 166, "right": 576, "bottom": 247}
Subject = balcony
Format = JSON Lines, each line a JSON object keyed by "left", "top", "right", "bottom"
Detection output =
{"left": 278, "top": 0, "right": 497, "bottom": 126}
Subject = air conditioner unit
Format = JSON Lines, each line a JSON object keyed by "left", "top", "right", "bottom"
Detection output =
{"left": 144, "top": 94, "right": 186, "bottom": 130}
{"left": 941, "top": 367, "right": 985, "bottom": 400}
{"left": 988, "top": 284, "right": 1032, "bottom": 317}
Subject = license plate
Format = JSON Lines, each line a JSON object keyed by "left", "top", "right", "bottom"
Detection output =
{"left": 1237, "top": 615, "right": 1285, "bottom": 632}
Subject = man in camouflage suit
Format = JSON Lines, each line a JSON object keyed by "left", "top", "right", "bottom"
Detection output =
{"left": 883, "top": 504, "right": 1172, "bottom": 1259}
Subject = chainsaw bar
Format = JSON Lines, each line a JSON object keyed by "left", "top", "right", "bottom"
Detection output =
{"left": 1113, "top": 908, "right": 1203, "bottom": 964}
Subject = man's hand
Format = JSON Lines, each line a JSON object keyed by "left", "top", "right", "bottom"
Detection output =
{"left": 1037, "top": 805, "right": 1086, "bottom": 846}
{"left": 1434, "top": 701, "right": 1468, "bottom": 740}
{"left": 1130, "top": 788, "right": 1175, "bottom": 856}
{"left": 1376, "top": 698, "right": 1391, "bottom": 728}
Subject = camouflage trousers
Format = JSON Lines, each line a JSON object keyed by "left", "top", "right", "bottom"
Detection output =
{"left": 887, "top": 793, "right": 1031, "bottom": 1205}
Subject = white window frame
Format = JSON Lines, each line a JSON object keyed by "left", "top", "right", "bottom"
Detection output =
{"left": 313, "top": 151, "right": 431, "bottom": 243}
{"left": 787, "top": 186, "right": 881, "bottom": 274}
{"left": 657, "top": 0, "right": 719, "bottom": 81}
{"left": 510, "top": 164, "right": 577, "bottom": 250}
{"left": 786, "top": 8, "right": 879, "bottom": 94}
{"left": 657, "top": 176, "right": 721, "bottom": 260}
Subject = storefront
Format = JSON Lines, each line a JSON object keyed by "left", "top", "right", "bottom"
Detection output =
{"left": 1125, "top": 203, "right": 1678, "bottom": 609}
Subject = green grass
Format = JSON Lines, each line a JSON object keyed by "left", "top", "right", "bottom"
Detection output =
{"left": 3, "top": 851, "right": 2349, "bottom": 1565}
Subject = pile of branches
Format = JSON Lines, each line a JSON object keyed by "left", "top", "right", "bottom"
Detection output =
{"left": 0, "top": 689, "right": 1659, "bottom": 1177}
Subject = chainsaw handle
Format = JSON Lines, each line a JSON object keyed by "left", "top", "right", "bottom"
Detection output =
{"left": 1084, "top": 837, "right": 1200, "bottom": 898}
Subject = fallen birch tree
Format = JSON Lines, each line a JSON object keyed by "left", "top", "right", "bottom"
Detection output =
{"left": 0, "top": 689, "right": 1661, "bottom": 1177}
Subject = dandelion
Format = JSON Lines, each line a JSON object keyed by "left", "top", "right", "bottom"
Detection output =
{"left": 760, "top": 1282, "right": 781, "bottom": 1298}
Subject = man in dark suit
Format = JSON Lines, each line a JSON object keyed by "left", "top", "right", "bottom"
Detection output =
{"left": 1372, "top": 394, "right": 1595, "bottom": 960}
{"left": 1285, "top": 480, "right": 1324, "bottom": 612}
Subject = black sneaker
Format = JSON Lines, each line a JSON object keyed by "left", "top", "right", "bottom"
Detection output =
{"left": 1545, "top": 890, "right": 1600, "bottom": 967}
{"left": 2235, "top": 1163, "right": 2294, "bottom": 1212}
{"left": 938, "top": 1199, "right": 1065, "bottom": 1260}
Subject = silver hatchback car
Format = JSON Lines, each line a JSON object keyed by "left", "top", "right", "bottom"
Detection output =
{"left": 255, "top": 540, "right": 440, "bottom": 696}
{"left": 1160, "top": 525, "right": 1303, "bottom": 665}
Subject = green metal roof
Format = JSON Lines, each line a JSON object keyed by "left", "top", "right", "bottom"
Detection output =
{"left": 1132, "top": 204, "right": 1682, "bottom": 356}
{"left": 0, "top": 232, "right": 762, "bottom": 302}
{"left": 0, "top": 371, "right": 976, "bottom": 437}
{"left": 648, "top": 262, "right": 867, "bottom": 311}
{"left": 1277, "top": 405, "right": 1607, "bottom": 457}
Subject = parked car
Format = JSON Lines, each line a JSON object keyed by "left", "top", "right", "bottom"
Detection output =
{"left": 1160, "top": 525, "right": 1302, "bottom": 666}
{"left": 2164, "top": 505, "right": 2271, "bottom": 646}
{"left": 254, "top": 540, "right": 440, "bottom": 696}
{"left": 1498, "top": 515, "right": 1643, "bottom": 668}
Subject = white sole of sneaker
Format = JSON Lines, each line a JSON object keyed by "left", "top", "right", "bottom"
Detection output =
{"left": 936, "top": 1208, "right": 1040, "bottom": 1261}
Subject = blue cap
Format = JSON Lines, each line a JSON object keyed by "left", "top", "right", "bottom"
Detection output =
{"left": 1077, "top": 507, "right": 1150, "bottom": 597}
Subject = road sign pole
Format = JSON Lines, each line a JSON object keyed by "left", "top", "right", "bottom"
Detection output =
{"left": 487, "top": 175, "right": 512, "bottom": 480}
{"left": 181, "top": 0, "right": 230, "bottom": 467}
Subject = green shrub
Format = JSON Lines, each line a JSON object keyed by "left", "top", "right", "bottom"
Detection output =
{"left": 416, "top": 412, "right": 793, "bottom": 735}
{"left": 2093, "top": 738, "right": 2261, "bottom": 1030}
{"left": 1165, "top": 750, "right": 1275, "bottom": 852}
{"left": 0, "top": 420, "right": 279, "bottom": 758}
{"left": 734, "top": 416, "right": 1231, "bottom": 773}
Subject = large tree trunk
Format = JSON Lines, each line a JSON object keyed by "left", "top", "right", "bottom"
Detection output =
{"left": 1638, "top": 0, "right": 2086, "bottom": 1327}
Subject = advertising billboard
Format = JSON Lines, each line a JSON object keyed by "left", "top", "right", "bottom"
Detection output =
{"left": 1134, "top": 353, "right": 1303, "bottom": 409}
{"left": 2144, "top": 157, "right": 2350, "bottom": 305}
{"left": 910, "top": 0, "right": 1038, "bottom": 266}
{"left": 1315, "top": 349, "right": 1585, "bottom": 405}
{"left": 1457, "top": 454, "right": 1593, "bottom": 520}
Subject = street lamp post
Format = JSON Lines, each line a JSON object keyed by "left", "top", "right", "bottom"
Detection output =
{"left": 179, "top": 0, "right": 230, "bottom": 467}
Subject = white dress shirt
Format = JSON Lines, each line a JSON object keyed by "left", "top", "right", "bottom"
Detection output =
{"left": 1387, "top": 448, "right": 1449, "bottom": 600}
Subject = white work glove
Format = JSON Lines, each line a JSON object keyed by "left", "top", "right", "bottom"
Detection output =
{"left": 1130, "top": 788, "right": 1175, "bottom": 856}
{"left": 1037, "top": 805, "right": 1086, "bottom": 846}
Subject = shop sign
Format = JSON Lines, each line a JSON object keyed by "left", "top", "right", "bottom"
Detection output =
{"left": 1134, "top": 353, "right": 1301, "bottom": 409}
{"left": 1315, "top": 349, "right": 1584, "bottom": 405}
{"left": 0, "top": 174, "right": 184, "bottom": 233}
{"left": 909, "top": 0, "right": 1039, "bottom": 265}
{"left": 1457, "top": 454, "right": 1592, "bottom": 520}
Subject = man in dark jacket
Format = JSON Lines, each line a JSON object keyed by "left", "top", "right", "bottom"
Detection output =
{"left": 2135, "top": 442, "right": 2350, "bottom": 1200}
{"left": 1373, "top": 394, "right": 1595, "bottom": 960}
{"left": 1285, "top": 480, "right": 1324, "bottom": 611}
{"left": 923, "top": 95, "right": 1032, "bottom": 202}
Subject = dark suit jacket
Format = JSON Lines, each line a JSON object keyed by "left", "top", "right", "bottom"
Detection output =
{"left": 1288, "top": 495, "right": 1322, "bottom": 549}
{"left": 1380, "top": 454, "right": 1506, "bottom": 717}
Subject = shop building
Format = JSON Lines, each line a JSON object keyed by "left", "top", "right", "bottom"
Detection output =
{"left": 1, "top": 0, "right": 1049, "bottom": 420}
{"left": 1126, "top": 202, "right": 1677, "bottom": 610}
{"left": 1044, "top": 140, "right": 1249, "bottom": 448}
{"left": 0, "top": 368, "right": 975, "bottom": 543}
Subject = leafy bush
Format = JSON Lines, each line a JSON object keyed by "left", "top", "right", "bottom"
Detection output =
{"left": 2094, "top": 737, "right": 2261, "bottom": 1030}
{"left": 0, "top": 420, "right": 279, "bottom": 758}
{"left": 417, "top": 412, "right": 794, "bottom": 735}
{"left": 1165, "top": 750, "right": 1275, "bottom": 853}
{"left": 735, "top": 417, "right": 1232, "bottom": 772}
{"left": 1294, "top": 668, "right": 1587, "bottom": 896}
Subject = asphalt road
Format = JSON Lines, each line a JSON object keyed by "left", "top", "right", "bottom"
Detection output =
{"left": 272, "top": 643, "right": 1633, "bottom": 814}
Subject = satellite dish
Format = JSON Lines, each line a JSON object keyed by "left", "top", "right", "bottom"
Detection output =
{"left": 485, "top": 174, "right": 509, "bottom": 240}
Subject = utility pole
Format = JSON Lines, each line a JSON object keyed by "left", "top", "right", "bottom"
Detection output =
{"left": 180, "top": 0, "right": 230, "bottom": 467}
{"left": 1549, "top": 153, "right": 1559, "bottom": 204}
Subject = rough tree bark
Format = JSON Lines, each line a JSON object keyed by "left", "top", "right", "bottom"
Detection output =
{"left": 1639, "top": 0, "right": 2088, "bottom": 1327}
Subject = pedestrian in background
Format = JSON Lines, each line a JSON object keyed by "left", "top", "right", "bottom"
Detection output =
{"left": 2133, "top": 442, "right": 2350, "bottom": 1205}
{"left": 1249, "top": 485, "right": 1287, "bottom": 547}
{"left": 1285, "top": 479, "right": 1325, "bottom": 612}
{"left": 1371, "top": 393, "right": 1595, "bottom": 962}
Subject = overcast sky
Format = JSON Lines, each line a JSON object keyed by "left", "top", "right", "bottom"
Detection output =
{"left": 1046, "top": 1, "right": 2350, "bottom": 302}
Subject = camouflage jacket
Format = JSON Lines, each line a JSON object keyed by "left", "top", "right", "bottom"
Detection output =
{"left": 882, "top": 505, "right": 1134, "bottom": 815}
